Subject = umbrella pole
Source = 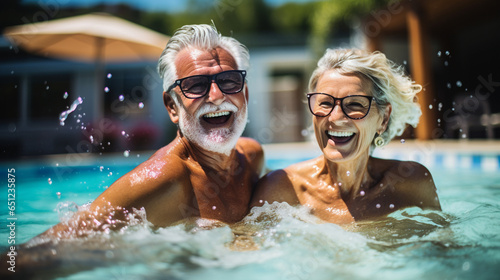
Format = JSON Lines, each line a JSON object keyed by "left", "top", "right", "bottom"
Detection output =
{"left": 93, "top": 37, "right": 105, "bottom": 124}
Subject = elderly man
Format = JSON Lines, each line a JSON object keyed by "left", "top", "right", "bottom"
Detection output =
{"left": 41, "top": 24, "right": 264, "bottom": 238}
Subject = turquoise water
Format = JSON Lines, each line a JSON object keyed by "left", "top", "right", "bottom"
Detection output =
{"left": 1, "top": 154, "right": 500, "bottom": 279}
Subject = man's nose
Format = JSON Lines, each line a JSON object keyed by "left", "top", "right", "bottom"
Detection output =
{"left": 207, "top": 80, "right": 225, "bottom": 105}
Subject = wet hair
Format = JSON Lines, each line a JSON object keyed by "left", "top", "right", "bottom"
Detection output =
{"left": 308, "top": 48, "right": 422, "bottom": 148}
{"left": 157, "top": 24, "right": 250, "bottom": 93}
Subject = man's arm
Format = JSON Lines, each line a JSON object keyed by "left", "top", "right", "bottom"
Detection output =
{"left": 250, "top": 169, "right": 300, "bottom": 208}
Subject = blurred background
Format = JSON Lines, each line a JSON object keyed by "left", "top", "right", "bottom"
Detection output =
{"left": 1, "top": 0, "right": 499, "bottom": 159}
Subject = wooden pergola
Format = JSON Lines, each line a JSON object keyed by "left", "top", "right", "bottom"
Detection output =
{"left": 363, "top": 0, "right": 500, "bottom": 140}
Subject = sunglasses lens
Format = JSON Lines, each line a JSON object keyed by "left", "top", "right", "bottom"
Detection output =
{"left": 180, "top": 77, "right": 210, "bottom": 97}
{"left": 216, "top": 71, "right": 244, "bottom": 94}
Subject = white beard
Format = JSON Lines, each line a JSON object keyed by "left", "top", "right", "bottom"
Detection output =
{"left": 175, "top": 97, "right": 248, "bottom": 156}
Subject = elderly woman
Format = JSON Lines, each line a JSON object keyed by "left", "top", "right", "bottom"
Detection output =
{"left": 252, "top": 49, "right": 441, "bottom": 223}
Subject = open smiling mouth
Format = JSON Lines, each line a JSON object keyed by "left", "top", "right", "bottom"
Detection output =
{"left": 202, "top": 111, "right": 233, "bottom": 125}
{"left": 327, "top": 130, "right": 355, "bottom": 144}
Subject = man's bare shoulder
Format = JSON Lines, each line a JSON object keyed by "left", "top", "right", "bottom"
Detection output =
{"left": 236, "top": 137, "right": 263, "bottom": 154}
{"left": 92, "top": 141, "right": 190, "bottom": 209}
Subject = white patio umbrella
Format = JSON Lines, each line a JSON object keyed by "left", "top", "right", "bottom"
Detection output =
{"left": 3, "top": 12, "right": 169, "bottom": 62}
{"left": 3, "top": 13, "right": 169, "bottom": 121}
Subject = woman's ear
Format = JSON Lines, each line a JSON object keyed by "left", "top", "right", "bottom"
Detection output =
{"left": 164, "top": 91, "right": 179, "bottom": 124}
{"left": 380, "top": 103, "right": 392, "bottom": 132}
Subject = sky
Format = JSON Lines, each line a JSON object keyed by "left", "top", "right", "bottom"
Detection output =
{"left": 21, "top": 0, "right": 321, "bottom": 12}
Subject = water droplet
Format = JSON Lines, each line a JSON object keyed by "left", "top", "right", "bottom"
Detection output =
{"left": 437, "top": 51, "right": 442, "bottom": 57}
{"left": 108, "top": 172, "right": 113, "bottom": 177}
{"left": 104, "top": 87, "right": 110, "bottom": 93}
{"left": 389, "top": 204, "right": 395, "bottom": 209}
{"left": 138, "top": 102, "right": 144, "bottom": 109}
{"left": 360, "top": 190, "right": 365, "bottom": 196}
{"left": 121, "top": 131, "right": 126, "bottom": 136}
{"left": 59, "top": 97, "right": 83, "bottom": 124}
{"left": 445, "top": 50, "right": 450, "bottom": 56}
{"left": 376, "top": 204, "right": 381, "bottom": 209}
{"left": 346, "top": 171, "right": 351, "bottom": 176}
{"left": 438, "top": 103, "right": 443, "bottom": 111}
{"left": 429, "top": 104, "right": 433, "bottom": 109}
{"left": 461, "top": 133, "right": 467, "bottom": 139}
{"left": 119, "top": 95, "right": 124, "bottom": 102}
{"left": 456, "top": 81, "right": 462, "bottom": 87}
{"left": 400, "top": 139, "right": 405, "bottom": 144}
{"left": 447, "top": 83, "right": 452, "bottom": 89}
{"left": 338, "top": 182, "right": 342, "bottom": 187}
{"left": 48, "top": 178, "right": 52, "bottom": 185}
{"left": 45, "top": 86, "right": 50, "bottom": 90}
{"left": 89, "top": 135, "right": 94, "bottom": 143}
{"left": 107, "top": 73, "right": 112, "bottom": 79}
{"left": 403, "top": 60, "right": 407, "bottom": 65}
{"left": 259, "top": 200, "right": 264, "bottom": 203}
{"left": 123, "top": 150, "right": 130, "bottom": 157}
{"left": 437, "top": 119, "right": 441, "bottom": 123}
{"left": 99, "top": 166, "right": 104, "bottom": 172}
{"left": 63, "top": 92, "right": 68, "bottom": 99}
{"left": 11, "top": 70, "right": 15, "bottom": 74}
{"left": 212, "top": 206, "right": 217, "bottom": 210}
{"left": 56, "top": 191, "right": 61, "bottom": 197}
{"left": 444, "top": 61, "right": 449, "bottom": 66}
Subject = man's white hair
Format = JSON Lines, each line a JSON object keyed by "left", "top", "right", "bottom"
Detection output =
{"left": 157, "top": 24, "right": 250, "bottom": 93}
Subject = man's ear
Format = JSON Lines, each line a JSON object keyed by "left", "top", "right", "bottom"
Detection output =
{"left": 379, "top": 103, "right": 392, "bottom": 132}
{"left": 243, "top": 84, "right": 249, "bottom": 103}
{"left": 164, "top": 91, "right": 179, "bottom": 124}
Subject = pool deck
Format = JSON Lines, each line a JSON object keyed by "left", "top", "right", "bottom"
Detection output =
{"left": 262, "top": 139, "right": 500, "bottom": 170}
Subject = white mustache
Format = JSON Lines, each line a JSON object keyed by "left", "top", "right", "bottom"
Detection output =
{"left": 195, "top": 102, "right": 239, "bottom": 119}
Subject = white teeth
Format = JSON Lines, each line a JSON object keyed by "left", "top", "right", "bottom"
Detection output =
{"left": 203, "top": 111, "right": 231, "bottom": 118}
{"left": 327, "top": 131, "right": 354, "bottom": 137}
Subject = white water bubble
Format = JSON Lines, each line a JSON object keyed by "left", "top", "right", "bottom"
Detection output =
{"left": 63, "top": 92, "right": 68, "bottom": 99}
{"left": 212, "top": 206, "right": 217, "bottom": 210}
{"left": 48, "top": 178, "right": 52, "bottom": 185}
{"left": 376, "top": 204, "right": 381, "bottom": 209}
{"left": 123, "top": 150, "right": 130, "bottom": 157}
{"left": 104, "top": 87, "right": 110, "bottom": 93}
{"left": 400, "top": 139, "right": 405, "bottom": 144}
{"left": 389, "top": 204, "right": 395, "bottom": 209}
{"left": 46, "top": 86, "right": 50, "bottom": 90}
{"left": 456, "top": 81, "right": 463, "bottom": 87}
{"left": 444, "top": 61, "right": 449, "bottom": 66}
{"left": 107, "top": 73, "right": 112, "bottom": 79}
{"left": 429, "top": 104, "right": 433, "bottom": 109}
{"left": 119, "top": 95, "right": 124, "bottom": 102}
{"left": 445, "top": 50, "right": 450, "bottom": 56}
{"left": 59, "top": 97, "right": 83, "bottom": 124}
{"left": 99, "top": 166, "right": 104, "bottom": 172}
{"left": 138, "top": 102, "right": 144, "bottom": 109}
{"left": 437, "top": 51, "right": 442, "bottom": 57}
{"left": 447, "top": 83, "right": 452, "bottom": 89}
{"left": 56, "top": 192, "right": 61, "bottom": 198}
{"left": 360, "top": 190, "right": 365, "bottom": 196}
{"left": 121, "top": 131, "right": 126, "bottom": 136}
{"left": 346, "top": 171, "right": 351, "bottom": 176}
{"left": 438, "top": 103, "right": 443, "bottom": 111}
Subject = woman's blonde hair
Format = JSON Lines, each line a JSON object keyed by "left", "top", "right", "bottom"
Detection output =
{"left": 308, "top": 48, "right": 422, "bottom": 147}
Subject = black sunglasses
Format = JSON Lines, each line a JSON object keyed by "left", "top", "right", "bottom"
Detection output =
{"left": 307, "top": 93, "right": 374, "bottom": 120}
{"left": 167, "top": 70, "right": 246, "bottom": 99}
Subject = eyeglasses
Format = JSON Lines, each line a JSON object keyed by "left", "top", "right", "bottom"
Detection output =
{"left": 167, "top": 70, "right": 246, "bottom": 99}
{"left": 307, "top": 93, "right": 374, "bottom": 120}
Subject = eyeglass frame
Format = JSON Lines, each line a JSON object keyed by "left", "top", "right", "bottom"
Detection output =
{"left": 306, "top": 93, "right": 375, "bottom": 120}
{"left": 167, "top": 70, "right": 247, "bottom": 99}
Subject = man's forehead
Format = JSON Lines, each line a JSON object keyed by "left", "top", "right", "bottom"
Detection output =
{"left": 175, "top": 47, "right": 237, "bottom": 77}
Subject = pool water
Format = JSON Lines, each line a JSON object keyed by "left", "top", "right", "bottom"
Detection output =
{"left": 1, "top": 155, "right": 500, "bottom": 279}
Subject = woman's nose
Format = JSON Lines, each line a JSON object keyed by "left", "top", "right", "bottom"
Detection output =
{"left": 328, "top": 100, "right": 346, "bottom": 121}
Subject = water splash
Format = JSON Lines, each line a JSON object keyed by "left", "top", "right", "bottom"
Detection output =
{"left": 59, "top": 97, "right": 83, "bottom": 126}
{"left": 138, "top": 102, "right": 144, "bottom": 109}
